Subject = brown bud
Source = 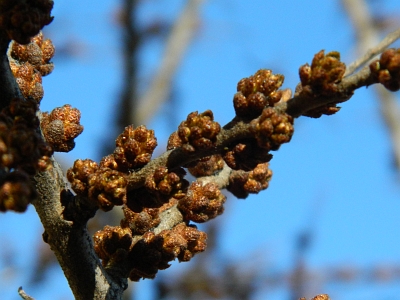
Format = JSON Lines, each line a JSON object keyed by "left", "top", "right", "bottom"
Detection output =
{"left": 176, "top": 110, "right": 220, "bottom": 153}
{"left": 41, "top": 105, "right": 83, "bottom": 152}
{"left": 178, "top": 181, "right": 226, "bottom": 223}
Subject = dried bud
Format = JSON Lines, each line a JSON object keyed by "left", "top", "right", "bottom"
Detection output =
{"left": 113, "top": 125, "right": 157, "bottom": 171}
{"left": 41, "top": 104, "right": 83, "bottom": 152}
{"left": 177, "top": 110, "right": 220, "bottom": 153}
{"left": 178, "top": 181, "right": 226, "bottom": 223}
{"left": 227, "top": 163, "right": 272, "bottom": 199}
{"left": 370, "top": 48, "right": 400, "bottom": 91}
{"left": 250, "top": 107, "right": 294, "bottom": 150}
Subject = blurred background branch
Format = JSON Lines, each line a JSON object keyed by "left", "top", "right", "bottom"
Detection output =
{"left": 341, "top": 0, "right": 400, "bottom": 169}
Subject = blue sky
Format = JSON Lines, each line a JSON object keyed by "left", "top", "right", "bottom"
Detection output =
{"left": 1, "top": 0, "right": 400, "bottom": 299}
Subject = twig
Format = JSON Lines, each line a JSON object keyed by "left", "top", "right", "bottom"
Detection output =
{"left": 342, "top": 0, "right": 400, "bottom": 169}
{"left": 133, "top": 0, "right": 205, "bottom": 125}
{"left": 18, "top": 287, "right": 35, "bottom": 300}
{"left": 344, "top": 27, "right": 400, "bottom": 76}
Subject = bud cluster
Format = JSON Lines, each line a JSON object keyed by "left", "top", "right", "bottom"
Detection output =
{"left": 67, "top": 159, "right": 128, "bottom": 212}
{"left": 297, "top": 50, "right": 346, "bottom": 118}
{"left": 41, "top": 104, "right": 83, "bottom": 152}
{"left": 126, "top": 167, "right": 188, "bottom": 212}
{"left": 223, "top": 141, "right": 272, "bottom": 171}
{"left": 187, "top": 154, "right": 224, "bottom": 177}
{"left": 94, "top": 221, "right": 207, "bottom": 281}
{"left": 9, "top": 32, "right": 55, "bottom": 103}
{"left": 370, "top": 48, "right": 400, "bottom": 91}
{"left": 168, "top": 110, "right": 221, "bottom": 153}
{"left": 178, "top": 181, "right": 226, "bottom": 223}
{"left": 299, "top": 50, "right": 346, "bottom": 95}
{"left": 227, "top": 163, "right": 272, "bottom": 199}
{"left": 0, "top": 0, "right": 53, "bottom": 44}
{"left": 250, "top": 107, "right": 294, "bottom": 151}
{"left": 234, "top": 69, "right": 285, "bottom": 119}
{"left": 0, "top": 98, "right": 52, "bottom": 212}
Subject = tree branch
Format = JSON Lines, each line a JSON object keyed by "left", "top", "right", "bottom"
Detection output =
{"left": 0, "top": 36, "right": 127, "bottom": 299}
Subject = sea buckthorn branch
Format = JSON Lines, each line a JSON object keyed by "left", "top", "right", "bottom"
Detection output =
{"left": 0, "top": 0, "right": 53, "bottom": 109}
{"left": 0, "top": 2, "right": 399, "bottom": 297}
{"left": 0, "top": 5, "right": 127, "bottom": 299}
{"left": 284, "top": 29, "right": 400, "bottom": 118}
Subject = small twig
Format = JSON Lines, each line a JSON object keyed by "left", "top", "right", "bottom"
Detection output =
{"left": 345, "top": 27, "right": 400, "bottom": 76}
{"left": 18, "top": 287, "right": 35, "bottom": 300}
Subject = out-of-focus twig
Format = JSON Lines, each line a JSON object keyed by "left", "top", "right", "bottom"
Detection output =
{"left": 133, "top": 0, "right": 205, "bottom": 126}
{"left": 341, "top": 0, "right": 400, "bottom": 169}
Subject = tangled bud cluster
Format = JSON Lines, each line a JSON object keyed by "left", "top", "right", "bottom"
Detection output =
{"left": 0, "top": 0, "right": 53, "bottom": 44}
{"left": 67, "top": 126, "right": 158, "bottom": 210}
{"left": 234, "top": 69, "right": 284, "bottom": 118}
{"left": 178, "top": 182, "right": 226, "bottom": 223}
{"left": 67, "top": 159, "right": 128, "bottom": 211}
{"left": 370, "top": 48, "right": 400, "bottom": 91}
{"left": 94, "top": 222, "right": 207, "bottom": 281}
{"left": 168, "top": 110, "right": 221, "bottom": 153}
{"left": 250, "top": 107, "right": 294, "bottom": 151}
{"left": 9, "top": 32, "right": 55, "bottom": 103}
{"left": 0, "top": 98, "right": 52, "bottom": 211}
{"left": 41, "top": 104, "right": 83, "bottom": 152}
{"left": 227, "top": 163, "right": 272, "bottom": 199}
{"left": 126, "top": 167, "right": 188, "bottom": 212}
